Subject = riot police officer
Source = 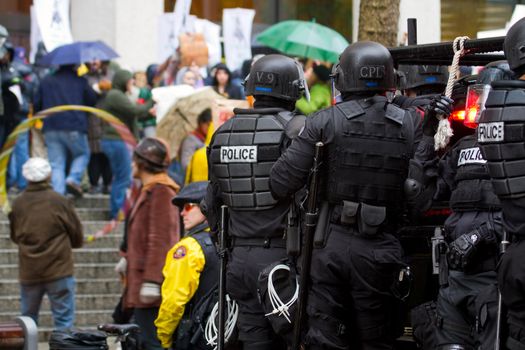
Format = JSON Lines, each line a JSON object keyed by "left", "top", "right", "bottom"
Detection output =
{"left": 270, "top": 41, "right": 453, "bottom": 349}
{"left": 204, "top": 54, "right": 307, "bottom": 350}
{"left": 394, "top": 64, "right": 449, "bottom": 108}
{"left": 477, "top": 17, "right": 525, "bottom": 350}
{"left": 432, "top": 62, "right": 514, "bottom": 350}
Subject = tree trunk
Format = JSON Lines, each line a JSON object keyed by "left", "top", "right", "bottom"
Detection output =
{"left": 358, "top": 0, "right": 400, "bottom": 47}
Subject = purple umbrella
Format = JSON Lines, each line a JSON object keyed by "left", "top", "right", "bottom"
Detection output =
{"left": 38, "top": 41, "right": 119, "bottom": 66}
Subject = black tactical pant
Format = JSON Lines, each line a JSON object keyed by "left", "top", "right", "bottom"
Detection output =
{"left": 498, "top": 238, "right": 525, "bottom": 350}
{"left": 435, "top": 270, "right": 498, "bottom": 350}
{"left": 304, "top": 224, "right": 405, "bottom": 350}
{"left": 226, "top": 245, "right": 288, "bottom": 350}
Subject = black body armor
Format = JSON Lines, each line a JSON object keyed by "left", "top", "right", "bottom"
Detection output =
{"left": 175, "top": 231, "right": 219, "bottom": 350}
{"left": 449, "top": 135, "right": 500, "bottom": 211}
{"left": 325, "top": 96, "right": 412, "bottom": 210}
{"left": 477, "top": 81, "right": 525, "bottom": 199}
{"left": 210, "top": 108, "right": 303, "bottom": 211}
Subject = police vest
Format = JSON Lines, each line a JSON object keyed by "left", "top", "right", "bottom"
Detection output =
{"left": 477, "top": 81, "right": 525, "bottom": 199}
{"left": 190, "top": 231, "right": 219, "bottom": 304}
{"left": 175, "top": 231, "right": 219, "bottom": 350}
{"left": 449, "top": 135, "right": 500, "bottom": 211}
{"left": 210, "top": 108, "right": 303, "bottom": 211}
{"left": 325, "top": 97, "right": 412, "bottom": 209}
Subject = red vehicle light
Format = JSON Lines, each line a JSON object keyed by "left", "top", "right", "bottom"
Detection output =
{"left": 463, "top": 84, "right": 491, "bottom": 129}
{"left": 451, "top": 109, "right": 465, "bottom": 122}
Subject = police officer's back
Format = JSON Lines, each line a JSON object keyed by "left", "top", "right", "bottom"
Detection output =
{"left": 205, "top": 54, "right": 306, "bottom": 350}
{"left": 270, "top": 41, "right": 451, "bottom": 349}
{"left": 430, "top": 63, "right": 514, "bottom": 348}
{"left": 477, "top": 17, "right": 525, "bottom": 350}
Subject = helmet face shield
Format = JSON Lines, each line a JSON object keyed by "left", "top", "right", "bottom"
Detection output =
{"left": 464, "top": 84, "right": 491, "bottom": 129}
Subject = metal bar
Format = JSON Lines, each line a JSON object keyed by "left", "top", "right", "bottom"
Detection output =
{"left": 390, "top": 36, "right": 505, "bottom": 61}
{"left": 395, "top": 54, "right": 506, "bottom": 66}
{"left": 407, "top": 18, "right": 417, "bottom": 45}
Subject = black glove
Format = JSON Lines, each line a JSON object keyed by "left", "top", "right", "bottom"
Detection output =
{"left": 422, "top": 95, "right": 454, "bottom": 136}
{"left": 447, "top": 231, "right": 482, "bottom": 270}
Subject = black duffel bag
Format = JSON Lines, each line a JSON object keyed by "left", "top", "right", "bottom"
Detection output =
{"left": 48, "top": 328, "right": 108, "bottom": 350}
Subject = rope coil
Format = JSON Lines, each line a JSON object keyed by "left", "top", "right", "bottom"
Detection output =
{"left": 434, "top": 36, "right": 470, "bottom": 150}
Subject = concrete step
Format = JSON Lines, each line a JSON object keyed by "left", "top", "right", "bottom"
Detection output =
{"left": 0, "top": 278, "right": 122, "bottom": 295}
{"left": 0, "top": 309, "right": 115, "bottom": 327}
{"left": 69, "top": 194, "right": 110, "bottom": 209}
{"left": 7, "top": 193, "right": 110, "bottom": 209}
{"left": 0, "top": 208, "right": 111, "bottom": 221}
{"left": 0, "top": 248, "right": 120, "bottom": 264}
{"left": 0, "top": 263, "right": 118, "bottom": 280}
{"left": 0, "top": 233, "right": 122, "bottom": 250}
{"left": 0, "top": 293, "right": 121, "bottom": 313}
{"left": 0, "top": 220, "right": 124, "bottom": 236}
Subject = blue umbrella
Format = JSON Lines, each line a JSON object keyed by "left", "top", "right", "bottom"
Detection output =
{"left": 38, "top": 41, "right": 119, "bottom": 66}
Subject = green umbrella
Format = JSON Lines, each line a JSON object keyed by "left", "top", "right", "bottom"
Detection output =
{"left": 256, "top": 20, "right": 349, "bottom": 63}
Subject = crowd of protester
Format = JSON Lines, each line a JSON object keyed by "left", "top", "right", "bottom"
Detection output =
{"left": 0, "top": 43, "right": 331, "bottom": 204}
{"left": 1, "top": 36, "right": 334, "bottom": 348}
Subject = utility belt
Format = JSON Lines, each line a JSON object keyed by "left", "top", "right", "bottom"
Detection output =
{"left": 433, "top": 226, "right": 500, "bottom": 287}
{"left": 329, "top": 200, "right": 388, "bottom": 237}
{"left": 231, "top": 236, "right": 286, "bottom": 249}
{"left": 447, "top": 253, "right": 497, "bottom": 274}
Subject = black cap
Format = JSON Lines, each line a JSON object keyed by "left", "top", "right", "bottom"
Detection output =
{"left": 172, "top": 181, "right": 208, "bottom": 207}
{"left": 134, "top": 137, "right": 170, "bottom": 169}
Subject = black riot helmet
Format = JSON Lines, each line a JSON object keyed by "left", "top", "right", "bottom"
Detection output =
{"left": 504, "top": 17, "right": 525, "bottom": 76}
{"left": 476, "top": 60, "right": 515, "bottom": 84}
{"left": 244, "top": 54, "right": 306, "bottom": 101}
{"left": 397, "top": 65, "right": 449, "bottom": 91}
{"left": 334, "top": 41, "right": 395, "bottom": 93}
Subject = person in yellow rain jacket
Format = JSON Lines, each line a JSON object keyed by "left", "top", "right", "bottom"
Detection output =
{"left": 184, "top": 121, "right": 215, "bottom": 184}
{"left": 155, "top": 181, "right": 218, "bottom": 349}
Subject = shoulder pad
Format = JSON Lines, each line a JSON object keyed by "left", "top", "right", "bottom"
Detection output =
{"left": 392, "top": 95, "right": 408, "bottom": 108}
{"left": 274, "top": 111, "right": 306, "bottom": 139}
{"left": 285, "top": 114, "right": 306, "bottom": 139}
{"left": 385, "top": 103, "right": 406, "bottom": 125}
{"left": 336, "top": 101, "right": 365, "bottom": 120}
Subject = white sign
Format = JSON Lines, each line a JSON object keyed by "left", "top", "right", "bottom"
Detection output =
{"left": 157, "top": 13, "right": 177, "bottom": 62}
{"left": 151, "top": 85, "right": 196, "bottom": 123}
{"left": 172, "top": 0, "right": 192, "bottom": 49}
{"left": 220, "top": 146, "right": 257, "bottom": 163}
{"left": 194, "top": 18, "right": 222, "bottom": 67}
{"left": 223, "top": 8, "right": 255, "bottom": 72}
{"left": 457, "top": 147, "right": 486, "bottom": 166}
{"left": 478, "top": 122, "right": 504, "bottom": 143}
{"left": 29, "top": 6, "right": 43, "bottom": 63}
{"left": 33, "top": 0, "right": 73, "bottom": 52}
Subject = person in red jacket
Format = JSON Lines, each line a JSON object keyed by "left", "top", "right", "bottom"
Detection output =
{"left": 121, "top": 137, "right": 180, "bottom": 350}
